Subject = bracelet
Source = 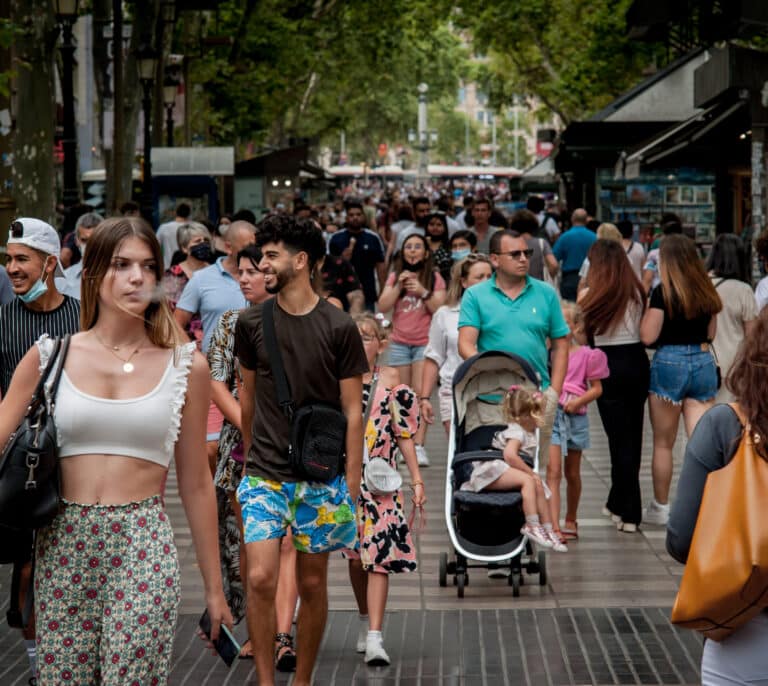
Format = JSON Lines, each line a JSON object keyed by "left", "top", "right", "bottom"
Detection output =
{"left": 419, "top": 396, "right": 430, "bottom": 401}
{"left": 410, "top": 480, "right": 424, "bottom": 489}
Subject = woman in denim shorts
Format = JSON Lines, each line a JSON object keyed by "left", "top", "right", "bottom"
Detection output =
{"left": 378, "top": 234, "right": 447, "bottom": 464}
{"left": 640, "top": 235, "right": 722, "bottom": 526}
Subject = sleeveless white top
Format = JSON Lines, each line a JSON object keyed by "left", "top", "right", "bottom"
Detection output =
{"left": 37, "top": 336, "right": 195, "bottom": 467}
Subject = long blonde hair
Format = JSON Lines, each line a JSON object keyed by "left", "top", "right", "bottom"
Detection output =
{"left": 80, "top": 217, "right": 185, "bottom": 348}
{"left": 658, "top": 234, "right": 722, "bottom": 320}
{"left": 445, "top": 253, "right": 492, "bottom": 306}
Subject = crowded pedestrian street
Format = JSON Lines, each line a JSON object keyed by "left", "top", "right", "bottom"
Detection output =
{"left": 0, "top": 402, "right": 703, "bottom": 685}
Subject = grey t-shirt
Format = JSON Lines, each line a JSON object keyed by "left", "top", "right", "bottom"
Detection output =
{"left": 667, "top": 404, "right": 742, "bottom": 564}
{"left": 527, "top": 237, "right": 553, "bottom": 281}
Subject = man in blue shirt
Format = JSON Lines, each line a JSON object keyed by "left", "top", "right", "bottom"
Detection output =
{"left": 458, "top": 229, "right": 569, "bottom": 471}
{"left": 552, "top": 208, "right": 596, "bottom": 301}
{"left": 328, "top": 200, "right": 386, "bottom": 310}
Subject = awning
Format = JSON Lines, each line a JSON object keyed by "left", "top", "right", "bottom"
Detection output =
{"left": 521, "top": 156, "right": 554, "bottom": 179}
{"left": 616, "top": 99, "right": 747, "bottom": 179}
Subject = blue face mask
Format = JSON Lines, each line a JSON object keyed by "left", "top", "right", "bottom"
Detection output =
{"left": 18, "top": 257, "right": 52, "bottom": 303}
{"left": 451, "top": 249, "right": 471, "bottom": 261}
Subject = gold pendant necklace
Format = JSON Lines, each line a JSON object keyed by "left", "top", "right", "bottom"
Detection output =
{"left": 93, "top": 332, "right": 143, "bottom": 373}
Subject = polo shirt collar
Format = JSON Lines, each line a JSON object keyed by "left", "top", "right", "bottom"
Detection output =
{"left": 490, "top": 272, "right": 532, "bottom": 296}
{"left": 214, "top": 256, "right": 237, "bottom": 280}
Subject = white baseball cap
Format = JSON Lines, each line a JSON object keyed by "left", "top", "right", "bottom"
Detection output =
{"left": 8, "top": 218, "right": 66, "bottom": 277}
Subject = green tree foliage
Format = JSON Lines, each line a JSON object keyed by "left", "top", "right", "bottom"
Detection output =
{"left": 187, "top": 0, "right": 468, "bottom": 161}
{"left": 455, "top": 0, "right": 660, "bottom": 124}
{"left": 0, "top": 19, "right": 16, "bottom": 97}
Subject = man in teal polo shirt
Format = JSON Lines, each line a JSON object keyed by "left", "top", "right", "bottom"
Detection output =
{"left": 458, "top": 229, "right": 569, "bottom": 470}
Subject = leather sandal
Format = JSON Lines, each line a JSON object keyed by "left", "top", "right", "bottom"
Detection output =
{"left": 562, "top": 521, "right": 579, "bottom": 540}
{"left": 274, "top": 632, "right": 297, "bottom": 672}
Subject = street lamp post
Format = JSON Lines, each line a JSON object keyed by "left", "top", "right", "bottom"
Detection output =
{"left": 136, "top": 44, "right": 158, "bottom": 224}
{"left": 55, "top": 0, "right": 80, "bottom": 208}
{"left": 163, "top": 78, "right": 176, "bottom": 147}
{"left": 417, "top": 82, "right": 428, "bottom": 186}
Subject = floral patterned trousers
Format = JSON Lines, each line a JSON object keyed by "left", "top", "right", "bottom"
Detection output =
{"left": 35, "top": 496, "right": 180, "bottom": 685}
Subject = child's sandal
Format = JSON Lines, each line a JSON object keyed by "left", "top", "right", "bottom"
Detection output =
{"left": 274, "top": 632, "right": 296, "bottom": 672}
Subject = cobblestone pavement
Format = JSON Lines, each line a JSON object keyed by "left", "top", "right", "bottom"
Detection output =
{"left": 0, "top": 402, "right": 700, "bottom": 684}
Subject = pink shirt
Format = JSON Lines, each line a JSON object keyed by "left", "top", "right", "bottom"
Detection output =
{"left": 387, "top": 271, "right": 446, "bottom": 346}
{"left": 559, "top": 346, "right": 609, "bottom": 414}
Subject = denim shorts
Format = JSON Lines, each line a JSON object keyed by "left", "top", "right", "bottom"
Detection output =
{"left": 649, "top": 344, "right": 718, "bottom": 404}
{"left": 236, "top": 474, "right": 357, "bottom": 553}
{"left": 388, "top": 340, "right": 426, "bottom": 366}
{"left": 551, "top": 407, "right": 591, "bottom": 451}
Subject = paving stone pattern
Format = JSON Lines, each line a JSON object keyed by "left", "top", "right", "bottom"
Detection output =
{"left": 0, "top": 400, "right": 703, "bottom": 684}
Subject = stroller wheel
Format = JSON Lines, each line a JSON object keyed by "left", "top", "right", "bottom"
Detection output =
{"left": 538, "top": 551, "right": 547, "bottom": 586}
{"left": 439, "top": 553, "right": 448, "bottom": 587}
{"left": 509, "top": 571, "right": 521, "bottom": 597}
{"left": 456, "top": 572, "right": 466, "bottom": 598}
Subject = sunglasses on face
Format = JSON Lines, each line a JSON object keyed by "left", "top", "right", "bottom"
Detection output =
{"left": 10, "top": 221, "right": 23, "bottom": 238}
{"left": 494, "top": 249, "right": 534, "bottom": 260}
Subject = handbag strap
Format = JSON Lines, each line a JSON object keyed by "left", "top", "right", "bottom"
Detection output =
{"left": 261, "top": 299, "right": 294, "bottom": 420}
{"left": 43, "top": 334, "right": 71, "bottom": 409}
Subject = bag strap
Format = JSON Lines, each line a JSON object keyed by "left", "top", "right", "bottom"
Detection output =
{"left": 261, "top": 299, "right": 294, "bottom": 420}
{"left": 363, "top": 369, "right": 380, "bottom": 428}
{"left": 28, "top": 337, "right": 63, "bottom": 411}
{"left": 728, "top": 402, "right": 747, "bottom": 428}
{"left": 44, "top": 334, "right": 71, "bottom": 410}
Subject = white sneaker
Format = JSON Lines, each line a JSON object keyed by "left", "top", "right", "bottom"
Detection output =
{"left": 415, "top": 445, "right": 430, "bottom": 467}
{"left": 356, "top": 622, "right": 367, "bottom": 653}
{"left": 546, "top": 530, "right": 568, "bottom": 552}
{"left": 520, "top": 523, "right": 553, "bottom": 549}
{"left": 644, "top": 500, "right": 670, "bottom": 526}
{"left": 617, "top": 521, "right": 638, "bottom": 533}
{"left": 365, "top": 637, "right": 390, "bottom": 666}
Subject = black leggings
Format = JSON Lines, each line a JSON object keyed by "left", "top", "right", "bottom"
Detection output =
{"left": 596, "top": 343, "right": 649, "bottom": 525}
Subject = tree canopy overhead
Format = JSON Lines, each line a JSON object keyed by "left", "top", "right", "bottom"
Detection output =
{"left": 450, "top": 0, "right": 660, "bottom": 125}
{"left": 187, "top": 0, "right": 468, "bottom": 160}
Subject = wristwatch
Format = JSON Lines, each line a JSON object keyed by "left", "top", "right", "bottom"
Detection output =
{"left": 421, "top": 290, "right": 431, "bottom": 301}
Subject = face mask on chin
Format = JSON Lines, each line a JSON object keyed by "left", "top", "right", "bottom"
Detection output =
{"left": 403, "top": 260, "right": 425, "bottom": 273}
{"left": 19, "top": 260, "right": 51, "bottom": 303}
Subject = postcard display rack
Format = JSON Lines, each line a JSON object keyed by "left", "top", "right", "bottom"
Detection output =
{"left": 597, "top": 169, "right": 716, "bottom": 247}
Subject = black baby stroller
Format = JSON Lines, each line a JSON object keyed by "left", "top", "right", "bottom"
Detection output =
{"left": 439, "top": 350, "right": 547, "bottom": 597}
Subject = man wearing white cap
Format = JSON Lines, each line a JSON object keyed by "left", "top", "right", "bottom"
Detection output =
{"left": 0, "top": 217, "right": 81, "bottom": 683}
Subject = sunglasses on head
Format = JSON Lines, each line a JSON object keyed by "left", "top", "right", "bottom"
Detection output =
{"left": 10, "top": 221, "right": 23, "bottom": 238}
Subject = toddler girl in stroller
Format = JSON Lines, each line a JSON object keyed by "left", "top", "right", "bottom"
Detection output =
{"left": 460, "top": 385, "right": 567, "bottom": 552}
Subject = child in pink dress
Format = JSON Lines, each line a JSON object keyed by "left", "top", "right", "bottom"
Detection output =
{"left": 344, "top": 313, "right": 426, "bottom": 667}
{"left": 547, "top": 302, "right": 609, "bottom": 540}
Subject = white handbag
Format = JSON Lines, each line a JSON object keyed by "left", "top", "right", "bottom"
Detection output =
{"left": 361, "top": 372, "right": 403, "bottom": 496}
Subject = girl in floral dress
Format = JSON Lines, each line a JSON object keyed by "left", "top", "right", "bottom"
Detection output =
{"left": 344, "top": 313, "right": 427, "bottom": 667}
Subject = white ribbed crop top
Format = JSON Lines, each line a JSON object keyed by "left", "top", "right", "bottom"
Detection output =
{"left": 37, "top": 336, "right": 196, "bottom": 467}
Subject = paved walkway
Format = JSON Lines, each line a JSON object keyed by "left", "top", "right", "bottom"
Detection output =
{"left": 0, "top": 404, "right": 700, "bottom": 684}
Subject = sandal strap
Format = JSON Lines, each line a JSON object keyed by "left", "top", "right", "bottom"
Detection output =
{"left": 275, "top": 632, "right": 294, "bottom": 648}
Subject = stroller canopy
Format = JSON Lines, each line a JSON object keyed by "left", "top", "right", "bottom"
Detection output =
{"left": 452, "top": 351, "right": 541, "bottom": 437}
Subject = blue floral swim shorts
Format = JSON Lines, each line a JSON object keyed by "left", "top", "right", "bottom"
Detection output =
{"left": 236, "top": 474, "right": 358, "bottom": 553}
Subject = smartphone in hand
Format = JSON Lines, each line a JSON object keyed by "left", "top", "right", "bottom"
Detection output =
{"left": 199, "top": 609, "right": 241, "bottom": 667}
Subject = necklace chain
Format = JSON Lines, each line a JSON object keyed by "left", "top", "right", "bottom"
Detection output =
{"left": 93, "top": 332, "right": 144, "bottom": 373}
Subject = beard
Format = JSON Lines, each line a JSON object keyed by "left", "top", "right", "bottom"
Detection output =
{"left": 264, "top": 267, "right": 293, "bottom": 294}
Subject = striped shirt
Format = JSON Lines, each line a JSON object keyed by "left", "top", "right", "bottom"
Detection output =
{"left": 0, "top": 296, "right": 81, "bottom": 396}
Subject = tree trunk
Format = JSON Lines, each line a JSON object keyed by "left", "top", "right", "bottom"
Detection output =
{"left": 0, "top": 0, "right": 16, "bottom": 231}
{"left": 10, "top": 0, "right": 57, "bottom": 222}
{"left": 116, "top": 0, "right": 159, "bottom": 211}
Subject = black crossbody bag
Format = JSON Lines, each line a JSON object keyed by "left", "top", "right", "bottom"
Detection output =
{"left": 261, "top": 299, "right": 347, "bottom": 481}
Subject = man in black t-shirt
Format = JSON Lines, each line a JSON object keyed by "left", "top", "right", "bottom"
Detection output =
{"left": 235, "top": 214, "right": 368, "bottom": 685}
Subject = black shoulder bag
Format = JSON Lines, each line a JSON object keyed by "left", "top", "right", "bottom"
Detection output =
{"left": 0, "top": 334, "right": 70, "bottom": 530}
{"left": 0, "top": 335, "right": 70, "bottom": 630}
{"left": 261, "top": 300, "right": 347, "bottom": 481}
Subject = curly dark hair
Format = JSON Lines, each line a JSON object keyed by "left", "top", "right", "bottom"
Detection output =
{"left": 256, "top": 214, "right": 325, "bottom": 270}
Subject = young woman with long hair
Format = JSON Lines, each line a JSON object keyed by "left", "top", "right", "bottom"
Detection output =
{"left": 421, "top": 254, "right": 492, "bottom": 435}
{"left": 0, "top": 217, "right": 232, "bottom": 684}
{"left": 640, "top": 234, "right": 722, "bottom": 526}
{"left": 580, "top": 239, "right": 649, "bottom": 532}
{"left": 667, "top": 307, "right": 768, "bottom": 683}
{"left": 378, "top": 233, "right": 447, "bottom": 465}
{"left": 424, "top": 212, "right": 453, "bottom": 283}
